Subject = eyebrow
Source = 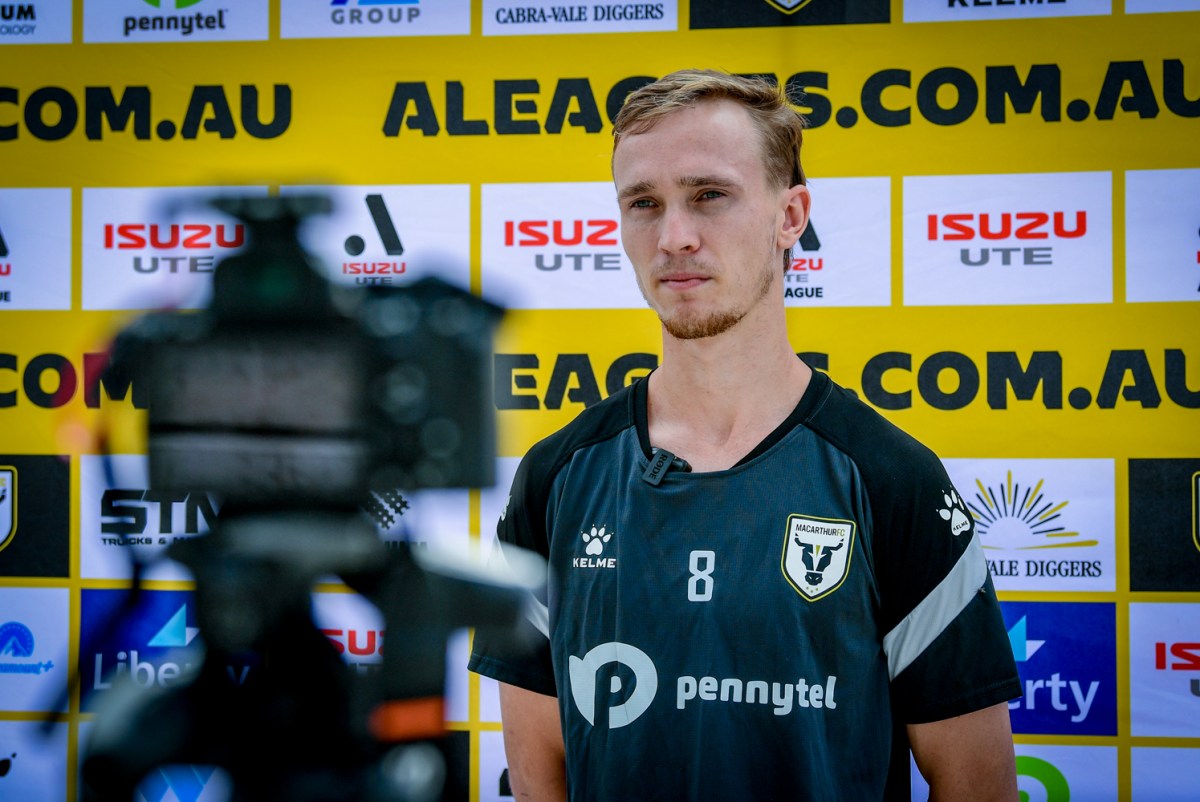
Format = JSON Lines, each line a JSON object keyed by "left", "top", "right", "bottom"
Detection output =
{"left": 616, "top": 174, "right": 740, "bottom": 202}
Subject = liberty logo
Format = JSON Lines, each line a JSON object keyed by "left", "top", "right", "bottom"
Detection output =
{"left": 781, "top": 514, "right": 854, "bottom": 601}
{"left": 0, "top": 467, "right": 14, "bottom": 554}
{"left": 568, "top": 641, "right": 657, "bottom": 728}
{"left": 149, "top": 605, "right": 200, "bottom": 648}
{"left": 573, "top": 525, "right": 616, "bottom": 569}
{"left": 1007, "top": 616, "right": 1044, "bottom": 662}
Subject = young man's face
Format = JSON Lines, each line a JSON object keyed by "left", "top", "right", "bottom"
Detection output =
{"left": 612, "top": 98, "right": 807, "bottom": 340}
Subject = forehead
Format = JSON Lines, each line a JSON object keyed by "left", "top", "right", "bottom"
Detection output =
{"left": 612, "top": 99, "right": 768, "bottom": 189}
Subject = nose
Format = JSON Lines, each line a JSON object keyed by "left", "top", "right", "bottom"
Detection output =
{"left": 657, "top": 205, "right": 699, "bottom": 255}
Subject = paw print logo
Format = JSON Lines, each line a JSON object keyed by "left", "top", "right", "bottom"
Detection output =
{"left": 938, "top": 490, "right": 972, "bottom": 537}
{"left": 581, "top": 525, "right": 611, "bottom": 556}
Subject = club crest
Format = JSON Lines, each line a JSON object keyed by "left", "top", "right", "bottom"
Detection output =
{"left": 782, "top": 514, "right": 855, "bottom": 601}
{"left": 764, "top": 0, "right": 817, "bottom": 13}
{"left": 0, "top": 467, "right": 14, "bottom": 554}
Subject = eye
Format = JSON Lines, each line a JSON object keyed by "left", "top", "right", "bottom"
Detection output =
{"left": 629, "top": 198, "right": 656, "bottom": 209}
{"left": 698, "top": 190, "right": 725, "bottom": 201}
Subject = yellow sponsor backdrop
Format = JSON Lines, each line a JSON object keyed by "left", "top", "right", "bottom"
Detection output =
{"left": 1, "top": 1, "right": 1198, "bottom": 799}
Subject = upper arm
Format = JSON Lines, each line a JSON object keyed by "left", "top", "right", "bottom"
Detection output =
{"left": 498, "top": 682, "right": 566, "bottom": 802}
{"left": 908, "top": 702, "right": 1017, "bottom": 802}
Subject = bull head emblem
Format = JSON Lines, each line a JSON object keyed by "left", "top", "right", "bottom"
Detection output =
{"left": 795, "top": 535, "right": 844, "bottom": 586}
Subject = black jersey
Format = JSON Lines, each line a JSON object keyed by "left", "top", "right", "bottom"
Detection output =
{"left": 470, "top": 369, "right": 1020, "bottom": 801}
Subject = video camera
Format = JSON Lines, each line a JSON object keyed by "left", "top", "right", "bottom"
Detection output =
{"left": 79, "top": 194, "right": 540, "bottom": 802}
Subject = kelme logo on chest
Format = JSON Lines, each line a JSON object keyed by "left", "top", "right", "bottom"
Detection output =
{"left": 781, "top": 514, "right": 855, "bottom": 601}
{"left": 573, "top": 525, "right": 617, "bottom": 569}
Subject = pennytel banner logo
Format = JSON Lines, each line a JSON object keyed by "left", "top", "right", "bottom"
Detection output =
{"left": 781, "top": 514, "right": 854, "bottom": 601}
{"left": 83, "top": 0, "right": 268, "bottom": 44}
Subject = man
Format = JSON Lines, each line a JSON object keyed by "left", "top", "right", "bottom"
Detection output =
{"left": 470, "top": 69, "right": 1020, "bottom": 801}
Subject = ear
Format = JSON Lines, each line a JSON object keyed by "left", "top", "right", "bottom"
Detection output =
{"left": 777, "top": 184, "right": 811, "bottom": 251}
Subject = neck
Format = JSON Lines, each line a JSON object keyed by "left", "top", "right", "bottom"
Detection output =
{"left": 647, "top": 302, "right": 811, "bottom": 472}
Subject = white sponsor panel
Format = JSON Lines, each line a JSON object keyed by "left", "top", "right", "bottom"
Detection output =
{"left": 1127, "top": 0, "right": 1200, "bottom": 12}
{"left": 1129, "top": 602, "right": 1200, "bottom": 737}
{"left": 310, "top": 591, "right": 470, "bottom": 723}
{"left": 0, "top": 587, "right": 69, "bottom": 713}
{"left": 904, "top": 0, "right": 1109, "bottom": 23}
{"left": 904, "top": 172, "right": 1112, "bottom": 306}
{"left": 1131, "top": 747, "right": 1200, "bottom": 800}
{"left": 281, "top": 0, "right": 470, "bottom": 39}
{"left": 483, "top": 0, "right": 676, "bottom": 35}
{"left": 84, "top": 0, "right": 268, "bottom": 43}
{"left": 942, "top": 458, "right": 1115, "bottom": 592}
{"left": 0, "top": 0, "right": 73, "bottom": 44}
{"left": 0, "top": 721, "right": 68, "bottom": 797}
{"left": 82, "top": 186, "right": 265, "bottom": 311}
{"left": 0, "top": 188, "right": 71, "bottom": 310}
{"left": 371, "top": 487, "right": 470, "bottom": 551}
{"left": 79, "top": 454, "right": 211, "bottom": 581}
{"left": 478, "top": 730, "right": 511, "bottom": 802}
{"left": 482, "top": 183, "right": 638, "bottom": 310}
{"left": 1125, "top": 169, "right": 1200, "bottom": 303}
{"left": 913, "top": 744, "right": 1116, "bottom": 800}
{"left": 282, "top": 184, "right": 470, "bottom": 292}
{"left": 786, "top": 177, "right": 891, "bottom": 307}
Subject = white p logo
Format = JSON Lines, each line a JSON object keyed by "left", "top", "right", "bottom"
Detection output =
{"left": 568, "top": 642, "right": 658, "bottom": 729}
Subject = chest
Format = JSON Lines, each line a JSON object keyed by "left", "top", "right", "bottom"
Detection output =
{"left": 543, "top": 437, "right": 881, "bottom": 670}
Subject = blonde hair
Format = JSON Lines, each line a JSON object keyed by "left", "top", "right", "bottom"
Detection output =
{"left": 612, "top": 69, "right": 808, "bottom": 188}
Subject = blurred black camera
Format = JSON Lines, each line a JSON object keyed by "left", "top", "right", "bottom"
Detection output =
{"left": 80, "top": 195, "right": 538, "bottom": 802}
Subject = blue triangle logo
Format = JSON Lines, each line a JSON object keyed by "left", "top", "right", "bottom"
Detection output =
{"left": 148, "top": 605, "right": 200, "bottom": 648}
{"left": 1007, "top": 615, "right": 1044, "bottom": 663}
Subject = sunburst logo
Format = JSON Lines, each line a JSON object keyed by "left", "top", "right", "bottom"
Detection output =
{"left": 968, "top": 470, "right": 1097, "bottom": 551}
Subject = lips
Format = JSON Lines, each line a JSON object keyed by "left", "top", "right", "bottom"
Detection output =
{"left": 660, "top": 274, "right": 710, "bottom": 290}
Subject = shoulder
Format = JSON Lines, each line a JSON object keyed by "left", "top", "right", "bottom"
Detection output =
{"left": 803, "top": 373, "right": 949, "bottom": 496}
{"left": 506, "top": 382, "right": 638, "bottom": 539}
{"left": 521, "top": 381, "right": 637, "bottom": 484}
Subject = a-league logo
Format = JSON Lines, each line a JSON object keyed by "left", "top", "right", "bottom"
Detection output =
{"left": 568, "top": 641, "right": 658, "bottom": 729}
